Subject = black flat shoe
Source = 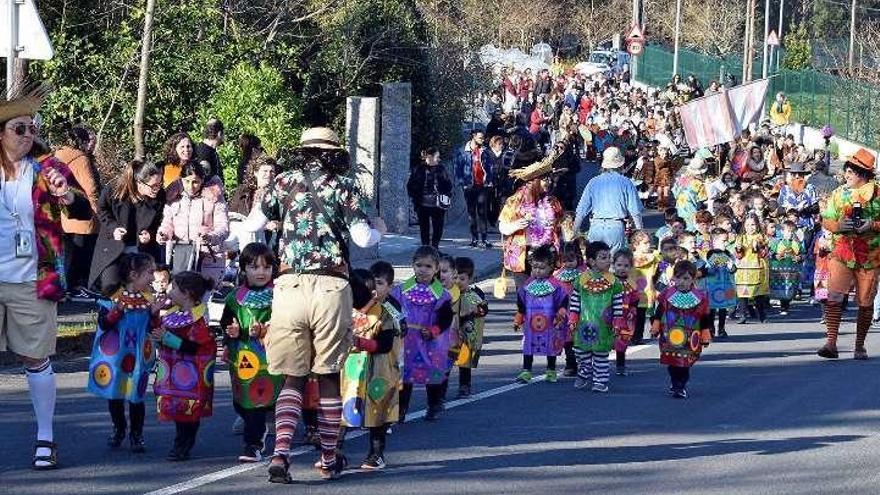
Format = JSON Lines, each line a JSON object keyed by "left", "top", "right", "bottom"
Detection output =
{"left": 130, "top": 433, "right": 145, "bottom": 453}
{"left": 268, "top": 456, "right": 292, "bottom": 484}
{"left": 107, "top": 428, "right": 126, "bottom": 448}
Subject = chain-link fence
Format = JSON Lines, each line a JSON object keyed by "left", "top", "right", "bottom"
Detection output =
{"left": 636, "top": 44, "right": 880, "bottom": 150}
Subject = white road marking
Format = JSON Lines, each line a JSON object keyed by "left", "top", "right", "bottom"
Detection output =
{"left": 144, "top": 343, "right": 651, "bottom": 495}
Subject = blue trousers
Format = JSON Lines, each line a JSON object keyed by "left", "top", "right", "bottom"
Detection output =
{"left": 587, "top": 219, "right": 626, "bottom": 253}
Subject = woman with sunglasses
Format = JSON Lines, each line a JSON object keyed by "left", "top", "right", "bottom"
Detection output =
{"left": 88, "top": 160, "right": 165, "bottom": 295}
{"left": 0, "top": 84, "right": 92, "bottom": 470}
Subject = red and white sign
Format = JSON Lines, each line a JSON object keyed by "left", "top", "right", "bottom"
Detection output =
{"left": 766, "top": 30, "right": 780, "bottom": 46}
{"left": 626, "top": 24, "right": 645, "bottom": 56}
{"left": 627, "top": 40, "right": 643, "bottom": 55}
{"left": 627, "top": 24, "right": 645, "bottom": 41}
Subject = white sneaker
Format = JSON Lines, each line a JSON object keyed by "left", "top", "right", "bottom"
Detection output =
{"left": 592, "top": 383, "right": 609, "bottom": 393}
{"left": 574, "top": 377, "right": 589, "bottom": 389}
{"left": 232, "top": 416, "right": 245, "bottom": 435}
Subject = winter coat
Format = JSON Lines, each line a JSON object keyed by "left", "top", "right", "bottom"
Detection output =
{"left": 407, "top": 163, "right": 454, "bottom": 210}
{"left": 158, "top": 176, "right": 229, "bottom": 254}
{"left": 56, "top": 146, "right": 100, "bottom": 235}
{"left": 454, "top": 143, "right": 494, "bottom": 188}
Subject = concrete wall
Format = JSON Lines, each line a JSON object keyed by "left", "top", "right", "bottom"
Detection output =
{"left": 346, "top": 96, "right": 381, "bottom": 262}
{"left": 379, "top": 83, "right": 413, "bottom": 234}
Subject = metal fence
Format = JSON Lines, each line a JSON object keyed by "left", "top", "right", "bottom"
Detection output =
{"left": 636, "top": 44, "right": 880, "bottom": 150}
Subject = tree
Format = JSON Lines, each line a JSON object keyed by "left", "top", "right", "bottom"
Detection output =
{"left": 133, "top": 0, "right": 156, "bottom": 160}
{"left": 683, "top": 0, "right": 745, "bottom": 57}
{"left": 782, "top": 22, "right": 812, "bottom": 70}
{"left": 572, "top": 0, "right": 630, "bottom": 53}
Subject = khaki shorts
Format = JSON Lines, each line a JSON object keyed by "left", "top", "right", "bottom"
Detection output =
{"left": 0, "top": 282, "right": 58, "bottom": 359}
{"left": 266, "top": 274, "right": 353, "bottom": 376}
{"left": 828, "top": 259, "right": 879, "bottom": 307}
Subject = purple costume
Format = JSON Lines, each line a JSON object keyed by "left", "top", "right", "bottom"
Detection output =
{"left": 392, "top": 278, "right": 454, "bottom": 385}
{"left": 516, "top": 277, "right": 569, "bottom": 357}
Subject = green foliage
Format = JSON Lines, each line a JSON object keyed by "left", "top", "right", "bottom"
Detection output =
{"left": 200, "top": 62, "right": 303, "bottom": 188}
{"left": 782, "top": 23, "right": 813, "bottom": 71}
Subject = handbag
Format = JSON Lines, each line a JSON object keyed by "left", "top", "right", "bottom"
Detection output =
{"left": 420, "top": 168, "right": 450, "bottom": 210}
{"left": 168, "top": 242, "right": 197, "bottom": 274}
{"left": 493, "top": 268, "right": 510, "bottom": 300}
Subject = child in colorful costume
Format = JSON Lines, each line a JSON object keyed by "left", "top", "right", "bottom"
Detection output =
{"left": 612, "top": 250, "right": 639, "bottom": 376}
{"left": 453, "top": 257, "right": 488, "bottom": 398}
{"left": 514, "top": 245, "right": 568, "bottom": 384}
{"left": 554, "top": 241, "right": 584, "bottom": 375}
{"left": 340, "top": 268, "right": 402, "bottom": 470}
{"left": 569, "top": 241, "right": 624, "bottom": 393}
{"left": 651, "top": 260, "right": 712, "bottom": 399}
{"left": 769, "top": 220, "right": 802, "bottom": 315}
{"left": 87, "top": 253, "right": 159, "bottom": 453}
{"left": 393, "top": 246, "right": 454, "bottom": 421}
{"left": 734, "top": 214, "right": 770, "bottom": 323}
{"left": 151, "top": 271, "right": 216, "bottom": 461}
{"left": 631, "top": 231, "right": 660, "bottom": 345}
{"left": 221, "top": 243, "right": 281, "bottom": 463}
{"left": 703, "top": 228, "right": 737, "bottom": 338}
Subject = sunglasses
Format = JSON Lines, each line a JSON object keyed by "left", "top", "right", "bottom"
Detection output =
{"left": 7, "top": 123, "right": 38, "bottom": 136}
{"left": 139, "top": 180, "right": 162, "bottom": 191}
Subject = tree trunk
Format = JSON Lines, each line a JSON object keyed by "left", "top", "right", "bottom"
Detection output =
{"left": 133, "top": 0, "right": 157, "bottom": 161}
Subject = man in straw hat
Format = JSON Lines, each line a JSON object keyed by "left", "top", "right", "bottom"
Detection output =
{"left": 573, "top": 146, "right": 644, "bottom": 253}
{"left": 246, "top": 126, "right": 386, "bottom": 483}
{"left": 817, "top": 148, "right": 880, "bottom": 361}
{"left": 0, "top": 83, "right": 91, "bottom": 470}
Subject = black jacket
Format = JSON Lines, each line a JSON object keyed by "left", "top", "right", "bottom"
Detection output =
{"left": 88, "top": 188, "right": 165, "bottom": 292}
{"left": 407, "top": 164, "right": 453, "bottom": 209}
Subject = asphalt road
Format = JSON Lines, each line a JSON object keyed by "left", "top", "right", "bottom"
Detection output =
{"left": 3, "top": 280, "right": 880, "bottom": 495}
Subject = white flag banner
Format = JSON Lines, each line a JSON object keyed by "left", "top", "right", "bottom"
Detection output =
{"left": 679, "top": 90, "right": 739, "bottom": 149}
{"left": 727, "top": 78, "right": 770, "bottom": 130}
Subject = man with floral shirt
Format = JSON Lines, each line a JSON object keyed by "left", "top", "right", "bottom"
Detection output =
{"left": 246, "top": 127, "right": 385, "bottom": 483}
{"left": 817, "top": 148, "right": 880, "bottom": 361}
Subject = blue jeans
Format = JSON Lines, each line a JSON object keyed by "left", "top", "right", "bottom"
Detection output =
{"left": 587, "top": 219, "right": 626, "bottom": 253}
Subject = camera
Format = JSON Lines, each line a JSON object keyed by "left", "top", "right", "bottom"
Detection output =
{"left": 852, "top": 202, "right": 863, "bottom": 229}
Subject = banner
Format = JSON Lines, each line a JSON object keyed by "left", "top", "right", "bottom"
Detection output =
{"left": 728, "top": 78, "right": 770, "bottom": 131}
{"left": 679, "top": 78, "right": 771, "bottom": 149}
{"left": 679, "top": 90, "right": 738, "bottom": 149}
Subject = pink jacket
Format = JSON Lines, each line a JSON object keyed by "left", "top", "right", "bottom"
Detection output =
{"left": 159, "top": 176, "right": 229, "bottom": 254}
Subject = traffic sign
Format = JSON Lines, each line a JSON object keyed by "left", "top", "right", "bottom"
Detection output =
{"left": 627, "top": 40, "right": 643, "bottom": 56}
{"left": 767, "top": 30, "right": 780, "bottom": 47}
{"left": 0, "top": 0, "right": 54, "bottom": 60}
{"left": 627, "top": 24, "right": 645, "bottom": 42}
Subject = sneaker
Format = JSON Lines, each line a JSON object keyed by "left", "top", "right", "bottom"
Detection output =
{"left": 68, "top": 287, "right": 97, "bottom": 303}
{"left": 717, "top": 329, "right": 728, "bottom": 339}
{"left": 736, "top": 316, "right": 747, "bottom": 324}
{"left": 854, "top": 347, "right": 869, "bottom": 360}
{"left": 232, "top": 416, "right": 245, "bottom": 435}
{"left": 469, "top": 239, "right": 479, "bottom": 248}
{"left": 672, "top": 388, "right": 689, "bottom": 399}
{"left": 545, "top": 370, "right": 558, "bottom": 382}
{"left": 562, "top": 367, "right": 577, "bottom": 377}
{"left": 591, "top": 383, "right": 609, "bottom": 393}
{"left": 425, "top": 406, "right": 442, "bottom": 421}
{"left": 361, "top": 454, "right": 386, "bottom": 470}
{"left": 666, "top": 385, "right": 675, "bottom": 396}
{"left": 573, "top": 376, "right": 589, "bottom": 389}
{"left": 480, "top": 241, "right": 493, "bottom": 250}
{"left": 872, "top": 319, "right": 880, "bottom": 328}
{"left": 820, "top": 316, "right": 826, "bottom": 324}
{"left": 107, "top": 428, "right": 126, "bottom": 448}
{"left": 386, "top": 426, "right": 393, "bottom": 435}
{"left": 166, "top": 446, "right": 190, "bottom": 462}
{"left": 514, "top": 370, "right": 532, "bottom": 384}
{"left": 615, "top": 367, "right": 628, "bottom": 376}
{"left": 456, "top": 385, "right": 471, "bottom": 399}
{"left": 318, "top": 454, "right": 348, "bottom": 480}
{"left": 779, "top": 310, "right": 788, "bottom": 316}
{"left": 238, "top": 444, "right": 263, "bottom": 463}
{"left": 268, "top": 457, "right": 292, "bottom": 484}
{"left": 129, "top": 433, "right": 146, "bottom": 453}
{"left": 817, "top": 344, "right": 839, "bottom": 359}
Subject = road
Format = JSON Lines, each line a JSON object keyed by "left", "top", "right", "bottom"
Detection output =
{"left": 3, "top": 280, "right": 880, "bottom": 495}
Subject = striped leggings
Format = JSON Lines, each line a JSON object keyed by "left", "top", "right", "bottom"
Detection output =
{"left": 573, "top": 350, "right": 610, "bottom": 385}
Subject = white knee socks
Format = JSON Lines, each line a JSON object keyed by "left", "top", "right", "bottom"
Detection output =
{"left": 26, "top": 360, "right": 56, "bottom": 446}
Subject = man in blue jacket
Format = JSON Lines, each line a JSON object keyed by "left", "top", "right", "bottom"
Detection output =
{"left": 454, "top": 130, "right": 494, "bottom": 248}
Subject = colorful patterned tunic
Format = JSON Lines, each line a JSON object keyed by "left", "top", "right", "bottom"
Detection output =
{"left": 87, "top": 290, "right": 156, "bottom": 403}
{"left": 223, "top": 285, "right": 282, "bottom": 410}
{"left": 769, "top": 239, "right": 802, "bottom": 301}
{"left": 735, "top": 233, "right": 769, "bottom": 298}
{"left": 454, "top": 286, "right": 488, "bottom": 369}
{"left": 341, "top": 302, "right": 402, "bottom": 428}
{"left": 499, "top": 187, "right": 563, "bottom": 273}
{"left": 154, "top": 304, "right": 216, "bottom": 422}
{"left": 653, "top": 287, "right": 711, "bottom": 368}
{"left": 653, "top": 258, "right": 676, "bottom": 294}
{"left": 672, "top": 173, "right": 707, "bottom": 231}
{"left": 778, "top": 183, "right": 818, "bottom": 229}
{"left": 632, "top": 251, "right": 661, "bottom": 308}
{"left": 392, "top": 278, "right": 453, "bottom": 385}
{"left": 703, "top": 250, "right": 737, "bottom": 310}
{"left": 569, "top": 270, "right": 623, "bottom": 353}
{"left": 615, "top": 279, "right": 640, "bottom": 352}
{"left": 515, "top": 277, "right": 568, "bottom": 357}
{"left": 553, "top": 266, "right": 583, "bottom": 294}
{"left": 821, "top": 181, "right": 880, "bottom": 269}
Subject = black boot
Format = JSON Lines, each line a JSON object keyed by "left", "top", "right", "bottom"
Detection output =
{"left": 107, "top": 426, "right": 126, "bottom": 448}
{"left": 130, "top": 432, "right": 146, "bottom": 453}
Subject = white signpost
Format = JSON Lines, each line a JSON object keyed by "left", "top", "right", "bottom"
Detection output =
{"left": 1, "top": 0, "right": 54, "bottom": 96}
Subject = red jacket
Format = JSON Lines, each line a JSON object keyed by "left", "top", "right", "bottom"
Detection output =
{"left": 529, "top": 108, "right": 546, "bottom": 134}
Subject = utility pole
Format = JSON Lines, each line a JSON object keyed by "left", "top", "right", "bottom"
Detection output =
{"left": 743, "top": 0, "right": 755, "bottom": 82}
{"left": 849, "top": 0, "right": 857, "bottom": 71}
{"left": 133, "top": 0, "right": 156, "bottom": 160}
{"left": 776, "top": 0, "right": 784, "bottom": 71}
{"left": 762, "top": 0, "right": 770, "bottom": 78}
{"left": 672, "top": 0, "right": 682, "bottom": 78}
{"left": 6, "top": 0, "right": 19, "bottom": 97}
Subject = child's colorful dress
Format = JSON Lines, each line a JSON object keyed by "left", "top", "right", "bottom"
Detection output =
{"left": 392, "top": 278, "right": 453, "bottom": 385}
{"left": 735, "top": 233, "right": 769, "bottom": 298}
{"left": 570, "top": 270, "right": 624, "bottom": 354}
{"left": 632, "top": 251, "right": 660, "bottom": 312}
{"left": 454, "top": 286, "right": 488, "bottom": 368}
{"left": 703, "top": 249, "right": 737, "bottom": 310}
{"left": 154, "top": 304, "right": 216, "bottom": 422}
{"left": 652, "top": 287, "right": 711, "bottom": 367}
{"left": 87, "top": 289, "right": 157, "bottom": 403}
{"left": 615, "top": 280, "right": 640, "bottom": 352}
{"left": 769, "top": 238, "right": 802, "bottom": 301}
{"left": 515, "top": 277, "right": 568, "bottom": 357}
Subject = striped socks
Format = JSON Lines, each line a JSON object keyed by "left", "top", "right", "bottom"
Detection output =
{"left": 823, "top": 301, "right": 843, "bottom": 348}
{"left": 856, "top": 307, "right": 872, "bottom": 349}
{"left": 272, "top": 387, "right": 303, "bottom": 458}
{"left": 317, "top": 398, "right": 343, "bottom": 467}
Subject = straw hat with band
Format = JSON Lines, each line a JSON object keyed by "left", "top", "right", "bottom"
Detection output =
{"left": 299, "top": 127, "right": 343, "bottom": 150}
{"left": 601, "top": 147, "right": 625, "bottom": 169}
{"left": 0, "top": 83, "right": 51, "bottom": 124}
{"left": 509, "top": 142, "right": 569, "bottom": 182}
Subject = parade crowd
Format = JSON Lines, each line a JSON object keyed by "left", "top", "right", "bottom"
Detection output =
{"left": 1, "top": 56, "right": 878, "bottom": 486}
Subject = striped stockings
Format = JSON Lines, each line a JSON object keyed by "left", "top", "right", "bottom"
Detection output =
{"left": 823, "top": 301, "right": 843, "bottom": 348}
{"left": 317, "top": 398, "right": 343, "bottom": 467}
{"left": 272, "top": 387, "right": 303, "bottom": 458}
{"left": 573, "top": 350, "right": 611, "bottom": 385}
{"left": 856, "top": 307, "right": 872, "bottom": 349}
